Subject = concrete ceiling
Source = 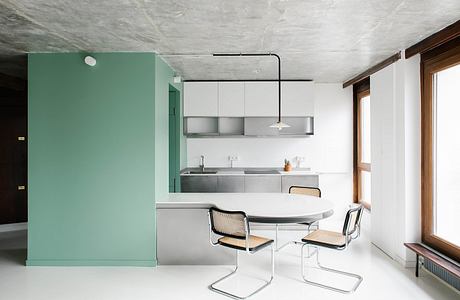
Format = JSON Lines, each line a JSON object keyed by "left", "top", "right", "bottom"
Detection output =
{"left": 0, "top": 0, "right": 459, "bottom": 82}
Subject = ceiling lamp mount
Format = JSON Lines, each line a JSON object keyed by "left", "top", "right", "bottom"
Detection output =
{"left": 212, "top": 52, "right": 290, "bottom": 130}
{"left": 84, "top": 55, "right": 97, "bottom": 67}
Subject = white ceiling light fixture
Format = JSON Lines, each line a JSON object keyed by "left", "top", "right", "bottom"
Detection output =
{"left": 269, "top": 120, "right": 291, "bottom": 130}
{"left": 84, "top": 55, "right": 97, "bottom": 67}
{"left": 213, "top": 52, "right": 290, "bottom": 130}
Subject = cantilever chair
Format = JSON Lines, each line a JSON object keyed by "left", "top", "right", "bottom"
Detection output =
{"left": 289, "top": 186, "right": 322, "bottom": 231}
{"left": 300, "top": 204, "right": 364, "bottom": 293}
{"left": 275, "top": 186, "right": 322, "bottom": 251}
{"left": 208, "top": 207, "right": 275, "bottom": 300}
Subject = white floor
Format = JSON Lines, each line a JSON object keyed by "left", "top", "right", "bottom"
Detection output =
{"left": 0, "top": 223, "right": 459, "bottom": 300}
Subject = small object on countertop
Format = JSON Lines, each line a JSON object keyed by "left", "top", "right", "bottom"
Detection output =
{"left": 284, "top": 159, "right": 292, "bottom": 172}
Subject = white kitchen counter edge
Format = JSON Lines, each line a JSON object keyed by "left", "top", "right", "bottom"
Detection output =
{"left": 156, "top": 193, "right": 334, "bottom": 215}
{"left": 180, "top": 171, "right": 319, "bottom": 176}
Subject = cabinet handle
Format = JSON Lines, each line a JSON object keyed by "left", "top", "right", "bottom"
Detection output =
{"left": 17, "top": 185, "right": 26, "bottom": 190}
{"left": 17, "top": 136, "right": 26, "bottom": 141}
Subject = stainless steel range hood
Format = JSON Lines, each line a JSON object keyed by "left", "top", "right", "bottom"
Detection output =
{"left": 244, "top": 117, "right": 313, "bottom": 137}
{"left": 184, "top": 116, "right": 314, "bottom": 137}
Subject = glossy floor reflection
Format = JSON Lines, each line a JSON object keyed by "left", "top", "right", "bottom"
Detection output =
{"left": 0, "top": 223, "right": 458, "bottom": 300}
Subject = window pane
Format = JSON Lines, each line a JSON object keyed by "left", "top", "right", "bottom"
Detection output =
{"left": 360, "top": 170, "right": 371, "bottom": 205}
{"left": 433, "top": 63, "right": 460, "bottom": 247}
{"left": 360, "top": 96, "right": 371, "bottom": 163}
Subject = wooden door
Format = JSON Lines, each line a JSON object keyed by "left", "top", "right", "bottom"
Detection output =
{"left": 0, "top": 85, "right": 27, "bottom": 224}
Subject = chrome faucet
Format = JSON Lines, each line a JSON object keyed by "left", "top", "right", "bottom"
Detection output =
{"left": 199, "top": 155, "right": 205, "bottom": 172}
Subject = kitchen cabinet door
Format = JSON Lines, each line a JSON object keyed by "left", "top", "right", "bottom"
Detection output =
{"left": 218, "top": 82, "right": 244, "bottom": 116}
{"left": 244, "top": 176, "right": 281, "bottom": 193}
{"left": 184, "top": 82, "right": 218, "bottom": 116}
{"left": 181, "top": 176, "right": 218, "bottom": 192}
{"left": 282, "top": 81, "right": 314, "bottom": 116}
{"left": 217, "top": 176, "right": 245, "bottom": 192}
{"left": 244, "top": 117, "right": 279, "bottom": 136}
{"left": 244, "top": 82, "right": 278, "bottom": 116}
{"left": 281, "top": 175, "right": 319, "bottom": 193}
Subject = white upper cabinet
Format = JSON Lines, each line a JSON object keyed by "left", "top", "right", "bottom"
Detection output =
{"left": 218, "top": 82, "right": 245, "bottom": 116}
{"left": 184, "top": 81, "right": 314, "bottom": 117}
{"left": 282, "top": 81, "right": 314, "bottom": 116}
{"left": 184, "top": 82, "right": 218, "bottom": 116}
{"left": 244, "top": 82, "right": 278, "bottom": 116}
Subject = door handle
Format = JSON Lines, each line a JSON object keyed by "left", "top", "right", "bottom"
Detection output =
{"left": 17, "top": 185, "right": 26, "bottom": 190}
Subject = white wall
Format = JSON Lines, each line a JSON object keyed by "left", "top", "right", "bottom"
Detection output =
{"left": 313, "top": 84, "right": 353, "bottom": 173}
{"left": 370, "top": 62, "right": 399, "bottom": 258}
{"left": 403, "top": 54, "right": 421, "bottom": 265}
{"left": 187, "top": 84, "right": 352, "bottom": 172}
{"left": 314, "top": 84, "right": 354, "bottom": 222}
{"left": 370, "top": 53, "right": 421, "bottom": 266}
{"left": 187, "top": 137, "right": 314, "bottom": 168}
{"left": 187, "top": 83, "right": 353, "bottom": 222}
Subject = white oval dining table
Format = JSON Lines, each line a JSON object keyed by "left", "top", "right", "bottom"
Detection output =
{"left": 157, "top": 192, "right": 334, "bottom": 224}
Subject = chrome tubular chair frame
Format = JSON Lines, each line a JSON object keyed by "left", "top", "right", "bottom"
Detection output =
{"left": 275, "top": 223, "right": 318, "bottom": 254}
{"left": 300, "top": 205, "right": 364, "bottom": 293}
{"left": 300, "top": 245, "right": 362, "bottom": 293}
{"left": 275, "top": 186, "right": 322, "bottom": 252}
{"left": 208, "top": 210, "right": 275, "bottom": 300}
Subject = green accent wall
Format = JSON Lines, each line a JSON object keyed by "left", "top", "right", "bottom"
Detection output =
{"left": 27, "top": 53, "right": 160, "bottom": 266}
{"left": 169, "top": 88, "right": 180, "bottom": 192}
{"left": 154, "top": 57, "right": 184, "bottom": 200}
{"left": 179, "top": 89, "right": 187, "bottom": 171}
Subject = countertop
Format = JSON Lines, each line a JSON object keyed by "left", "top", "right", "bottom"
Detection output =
{"left": 156, "top": 193, "right": 334, "bottom": 223}
{"left": 180, "top": 167, "right": 318, "bottom": 176}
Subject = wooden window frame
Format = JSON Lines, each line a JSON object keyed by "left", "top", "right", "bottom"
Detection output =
{"left": 421, "top": 37, "right": 460, "bottom": 262}
{"left": 353, "top": 78, "right": 371, "bottom": 210}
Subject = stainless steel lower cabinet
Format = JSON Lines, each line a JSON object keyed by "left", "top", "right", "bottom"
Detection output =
{"left": 181, "top": 176, "right": 217, "bottom": 192}
{"left": 217, "top": 176, "right": 244, "bottom": 192}
{"left": 244, "top": 175, "right": 281, "bottom": 193}
{"left": 281, "top": 175, "right": 319, "bottom": 193}
{"left": 181, "top": 174, "right": 319, "bottom": 193}
{"left": 157, "top": 208, "right": 234, "bottom": 265}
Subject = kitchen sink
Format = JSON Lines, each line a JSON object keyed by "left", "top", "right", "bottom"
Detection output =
{"left": 183, "top": 170, "right": 217, "bottom": 175}
{"left": 217, "top": 170, "right": 245, "bottom": 175}
{"left": 244, "top": 170, "right": 280, "bottom": 175}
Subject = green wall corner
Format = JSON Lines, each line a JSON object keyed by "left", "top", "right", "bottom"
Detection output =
{"left": 154, "top": 57, "right": 183, "bottom": 201}
{"left": 27, "top": 53, "right": 159, "bottom": 266}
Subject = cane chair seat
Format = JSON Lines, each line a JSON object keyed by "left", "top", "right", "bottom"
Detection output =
{"left": 218, "top": 235, "right": 273, "bottom": 252}
{"left": 301, "top": 229, "right": 346, "bottom": 249}
{"left": 208, "top": 207, "right": 275, "bottom": 299}
{"left": 300, "top": 205, "right": 364, "bottom": 293}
